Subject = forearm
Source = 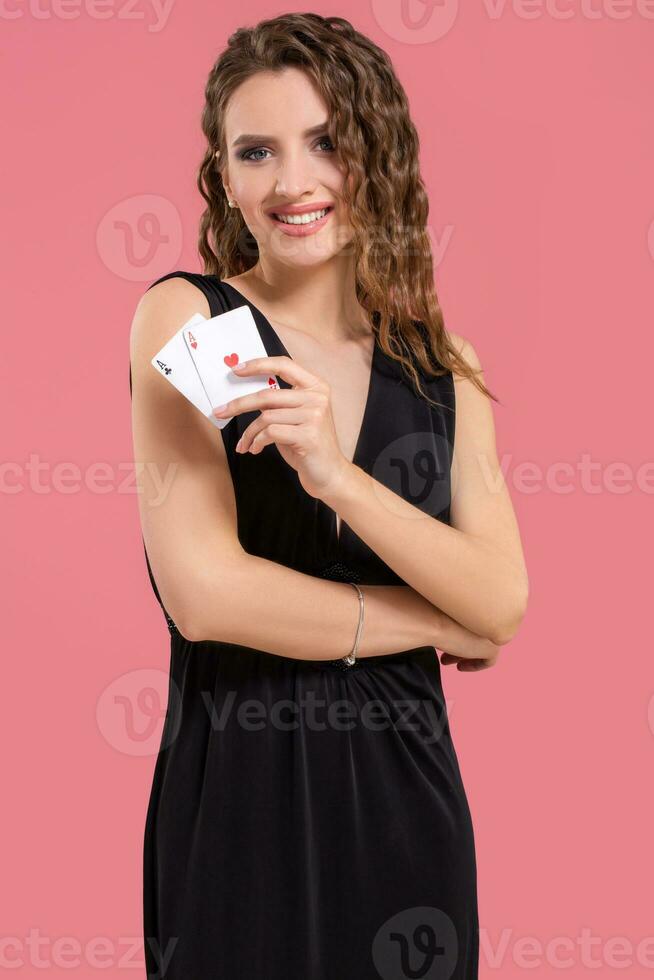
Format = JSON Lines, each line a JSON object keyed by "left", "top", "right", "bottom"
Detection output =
{"left": 186, "top": 554, "right": 440, "bottom": 660}
{"left": 321, "top": 464, "right": 527, "bottom": 644}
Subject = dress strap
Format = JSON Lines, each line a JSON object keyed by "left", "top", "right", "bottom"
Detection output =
{"left": 145, "top": 270, "right": 229, "bottom": 317}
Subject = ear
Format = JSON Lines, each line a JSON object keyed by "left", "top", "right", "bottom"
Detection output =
{"left": 216, "top": 153, "right": 232, "bottom": 199}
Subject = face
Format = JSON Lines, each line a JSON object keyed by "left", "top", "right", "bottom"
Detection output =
{"left": 219, "top": 67, "right": 355, "bottom": 269}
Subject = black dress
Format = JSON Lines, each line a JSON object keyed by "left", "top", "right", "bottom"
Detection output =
{"left": 131, "top": 272, "right": 479, "bottom": 979}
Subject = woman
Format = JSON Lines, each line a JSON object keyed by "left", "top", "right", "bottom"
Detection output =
{"left": 129, "top": 13, "right": 529, "bottom": 979}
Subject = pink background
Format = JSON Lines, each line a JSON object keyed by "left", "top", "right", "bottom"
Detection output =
{"left": 3, "top": 2, "right": 652, "bottom": 977}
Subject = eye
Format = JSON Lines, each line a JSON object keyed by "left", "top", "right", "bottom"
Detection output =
{"left": 240, "top": 147, "right": 270, "bottom": 162}
{"left": 316, "top": 135, "right": 335, "bottom": 152}
{"left": 239, "top": 135, "right": 336, "bottom": 163}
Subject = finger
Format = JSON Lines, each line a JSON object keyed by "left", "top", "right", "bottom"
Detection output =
{"left": 440, "top": 653, "right": 461, "bottom": 666}
{"left": 212, "top": 385, "right": 305, "bottom": 421}
{"left": 246, "top": 421, "right": 314, "bottom": 456}
{"left": 237, "top": 407, "right": 316, "bottom": 453}
{"left": 230, "top": 355, "right": 322, "bottom": 390}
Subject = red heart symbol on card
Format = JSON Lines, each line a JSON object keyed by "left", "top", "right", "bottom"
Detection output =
{"left": 268, "top": 377, "right": 277, "bottom": 388}
{"left": 224, "top": 353, "right": 239, "bottom": 367}
{"left": 188, "top": 331, "right": 197, "bottom": 350}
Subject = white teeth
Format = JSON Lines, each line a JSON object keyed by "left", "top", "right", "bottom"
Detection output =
{"left": 273, "top": 207, "right": 330, "bottom": 225}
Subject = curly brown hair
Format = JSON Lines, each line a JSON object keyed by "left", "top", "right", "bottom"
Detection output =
{"left": 196, "top": 12, "right": 498, "bottom": 409}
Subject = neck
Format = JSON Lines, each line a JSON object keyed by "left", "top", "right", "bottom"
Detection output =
{"left": 242, "top": 259, "right": 371, "bottom": 344}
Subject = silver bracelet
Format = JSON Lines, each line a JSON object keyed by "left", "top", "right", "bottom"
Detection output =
{"left": 342, "top": 582, "right": 364, "bottom": 667}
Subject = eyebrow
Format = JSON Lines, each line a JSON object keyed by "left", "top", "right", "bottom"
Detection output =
{"left": 231, "top": 121, "right": 330, "bottom": 149}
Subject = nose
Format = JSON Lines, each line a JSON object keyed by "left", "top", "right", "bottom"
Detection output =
{"left": 274, "top": 148, "right": 318, "bottom": 199}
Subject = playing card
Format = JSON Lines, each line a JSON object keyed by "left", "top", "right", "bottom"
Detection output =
{"left": 150, "top": 313, "right": 223, "bottom": 429}
{"left": 182, "top": 304, "right": 279, "bottom": 429}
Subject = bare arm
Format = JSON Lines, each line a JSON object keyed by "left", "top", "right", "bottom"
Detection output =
{"left": 130, "top": 278, "right": 496, "bottom": 660}
{"left": 319, "top": 335, "right": 529, "bottom": 645}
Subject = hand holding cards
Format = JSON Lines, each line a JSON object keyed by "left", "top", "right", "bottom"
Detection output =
{"left": 152, "top": 303, "right": 358, "bottom": 503}
{"left": 151, "top": 305, "right": 280, "bottom": 429}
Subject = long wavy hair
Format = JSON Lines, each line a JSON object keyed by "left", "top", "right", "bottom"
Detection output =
{"left": 196, "top": 12, "right": 498, "bottom": 409}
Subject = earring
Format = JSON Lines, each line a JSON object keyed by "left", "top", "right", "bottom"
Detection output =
{"left": 228, "top": 200, "right": 237, "bottom": 208}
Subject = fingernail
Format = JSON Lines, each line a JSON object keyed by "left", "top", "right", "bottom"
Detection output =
{"left": 213, "top": 404, "right": 227, "bottom": 415}
{"left": 232, "top": 360, "right": 247, "bottom": 371}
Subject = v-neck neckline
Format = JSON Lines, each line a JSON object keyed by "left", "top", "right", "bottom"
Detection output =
{"left": 218, "top": 278, "right": 377, "bottom": 475}
{"left": 218, "top": 278, "right": 378, "bottom": 548}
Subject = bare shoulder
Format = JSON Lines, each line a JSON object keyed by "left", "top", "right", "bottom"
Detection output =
{"left": 445, "top": 330, "right": 491, "bottom": 425}
{"left": 446, "top": 330, "right": 483, "bottom": 376}
{"left": 445, "top": 328, "right": 496, "bottom": 469}
{"left": 130, "top": 275, "right": 212, "bottom": 364}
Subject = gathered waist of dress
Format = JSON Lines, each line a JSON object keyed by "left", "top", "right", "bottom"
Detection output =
{"left": 170, "top": 628, "right": 437, "bottom": 674}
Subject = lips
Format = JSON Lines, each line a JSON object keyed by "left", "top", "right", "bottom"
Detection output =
{"left": 266, "top": 204, "right": 334, "bottom": 236}
{"left": 271, "top": 207, "right": 332, "bottom": 225}
{"left": 265, "top": 202, "right": 334, "bottom": 218}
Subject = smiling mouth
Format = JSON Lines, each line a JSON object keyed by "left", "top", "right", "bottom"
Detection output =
{"left": 269, "top": 206, "right": 334, "bottom": 226}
